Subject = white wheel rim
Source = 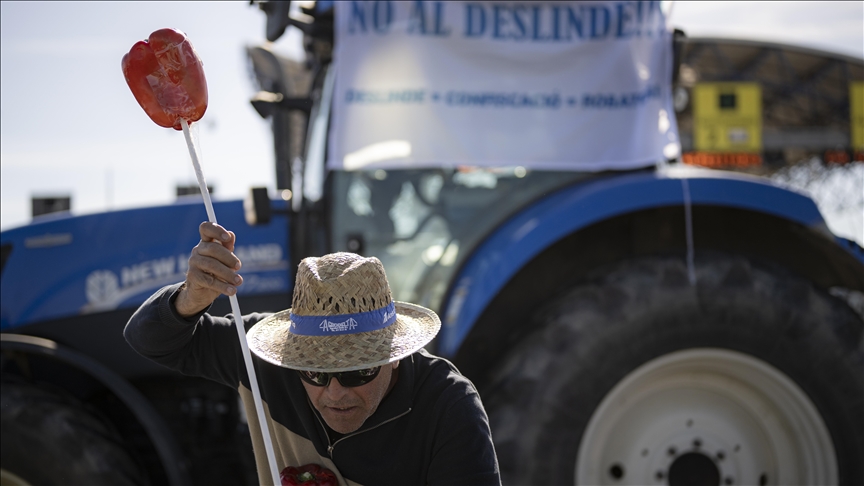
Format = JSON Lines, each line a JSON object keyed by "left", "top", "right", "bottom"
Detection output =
{"left": 575, "top": 348, "right": 837, "bottom": 485}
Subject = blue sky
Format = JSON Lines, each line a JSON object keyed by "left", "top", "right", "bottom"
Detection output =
{"left": 2, "top": 1, "right": 863, "bottom": 233}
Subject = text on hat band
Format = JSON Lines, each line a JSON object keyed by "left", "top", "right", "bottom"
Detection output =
{"left": 289, "top": 302, "right": 397, "bottom": 336}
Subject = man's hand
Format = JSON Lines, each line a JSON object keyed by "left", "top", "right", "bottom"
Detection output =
{"left": 176, "top": 222, "right": 243, "bottom": 317}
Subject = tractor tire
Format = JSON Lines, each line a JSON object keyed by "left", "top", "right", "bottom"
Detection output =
{"left": 484, "top": 254, "right": 863, "bottom": 485}
{"left": 0, "top": 379, "right": 145, "bottom": 486}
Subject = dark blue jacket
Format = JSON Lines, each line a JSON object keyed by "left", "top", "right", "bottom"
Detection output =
{"left": 124, "top": 283, "right": 500, "bottom": 485}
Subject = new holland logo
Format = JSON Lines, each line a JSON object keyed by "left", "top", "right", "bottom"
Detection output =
{"left": 81, "top": 244, "right": 289, "bottom": 313}
{"left": 319, "top": 318, "right": 359, "bottom": 333}
{"left": 85, "top": 270, "right": 120, "bottom": 305}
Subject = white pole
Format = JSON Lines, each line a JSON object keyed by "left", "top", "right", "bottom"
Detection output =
{"left": 181, "top": 118, "right": 280, "bottom": 486}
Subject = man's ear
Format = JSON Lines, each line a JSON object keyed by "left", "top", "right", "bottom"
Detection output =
{"left": 391, "top": 360, "right": 400, "bottom": 370}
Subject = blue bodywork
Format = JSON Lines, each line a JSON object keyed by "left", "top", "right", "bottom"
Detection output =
{"left": 1, "top": 199, "right": 290, "bottom": 330}
{"left": 3, "top": 168, "right": 857, "bottom": 357}
{"left": 437, "top": 166, "right": 850, "bottom": 357}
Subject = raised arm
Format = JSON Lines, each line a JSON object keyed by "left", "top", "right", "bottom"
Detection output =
{"left": 123, "top": 222, "right": 258, "bottom": 387}
{"left": 175, "top": 221, "right": 244, "bottom": 316}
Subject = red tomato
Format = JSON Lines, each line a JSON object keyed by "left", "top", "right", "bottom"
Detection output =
{"left": 280, "top": 464, "right": 338, "bottom": 486}
{"left": 121, "top": 28, "right": 208, "bottom": 130}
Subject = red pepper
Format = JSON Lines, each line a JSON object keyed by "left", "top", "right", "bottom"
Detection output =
{"left": 280, "top": 464, "right": 338, "bottom": 486}
{"left": 121, "top": 28, "right": 208, "bottom": 130}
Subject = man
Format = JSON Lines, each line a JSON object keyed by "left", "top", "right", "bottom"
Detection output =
{"left": 124, "top": 222, "right": 500, "bottom": 485}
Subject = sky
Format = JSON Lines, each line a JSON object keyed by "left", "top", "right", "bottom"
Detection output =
{"left": 2, "top": 1, "right": 863, "bottom": 238}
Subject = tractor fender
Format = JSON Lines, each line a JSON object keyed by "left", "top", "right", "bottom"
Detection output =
{"left": 439, "top": 165, "right": 858, "bottom": 358}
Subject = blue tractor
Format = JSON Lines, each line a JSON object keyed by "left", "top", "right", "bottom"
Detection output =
{"left": 2, "top": 2, "right": 862, "bottom": 484}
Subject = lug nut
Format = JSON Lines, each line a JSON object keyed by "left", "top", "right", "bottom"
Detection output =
{"left": 608, "top": 464, "right": 624, "bottom": 480}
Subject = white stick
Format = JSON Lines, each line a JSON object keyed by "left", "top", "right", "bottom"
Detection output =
{"left": 181, "top": 118, "right": 280, "bottom": 486}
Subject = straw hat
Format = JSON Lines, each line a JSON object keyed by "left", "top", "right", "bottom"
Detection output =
{"left": 247, "top": 252, "right": 441, "bottom": 372}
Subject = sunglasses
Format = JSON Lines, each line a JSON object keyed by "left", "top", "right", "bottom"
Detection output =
{"left": 296, "top": 366, "right": 382, "bottom": 388}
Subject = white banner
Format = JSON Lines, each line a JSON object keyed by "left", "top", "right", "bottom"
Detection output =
{"left": 329, "top": 1, "right": 680, "bottom": 171}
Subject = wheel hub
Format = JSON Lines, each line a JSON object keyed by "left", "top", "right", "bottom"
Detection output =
{"left": 668, "top": 452, "right": 720, "bottom": 486}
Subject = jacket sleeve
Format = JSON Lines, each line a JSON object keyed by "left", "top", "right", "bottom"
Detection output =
{"left": 123, "top": 283, "right": 269, "bottom": 388}
{"left": 427, "top": 391, "right": 501, "bottom": 485}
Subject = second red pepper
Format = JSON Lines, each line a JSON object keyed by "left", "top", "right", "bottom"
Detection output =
{"left": 280, "top": 464, "right": 338, "bottom": 486}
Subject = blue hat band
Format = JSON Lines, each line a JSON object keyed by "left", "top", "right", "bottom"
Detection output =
{"left": 289, "top": 302, "right": 397, "bottom": 336}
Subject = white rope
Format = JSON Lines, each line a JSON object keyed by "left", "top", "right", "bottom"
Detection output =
{"left": 681, "top": 178, "right": 696, "bottom": 286}
{"left": 181, "top": 118, "right": 280, "bottom": 486}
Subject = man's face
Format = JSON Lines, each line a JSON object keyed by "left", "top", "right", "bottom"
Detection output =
{"left": 302, "top": 361, "right": 399, "bottom": 434}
